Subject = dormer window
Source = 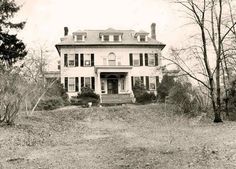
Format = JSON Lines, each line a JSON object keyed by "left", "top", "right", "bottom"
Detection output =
{"left": 140, "top": 35, "right": 146, "bottom": 42}
{"left": 135, "top": 31, "right": 149, "bottom": 42}
{"left": 73, "top": 32, "right": 87, "bottom": 42}
{"left": 76, "top": 35, "right": 83, "bottom": 41}
{"left": 104, "top": 35, "right": 109, "bottom": 41}
{"left": 114, "top": 35, "right": 119, "bottom": 42}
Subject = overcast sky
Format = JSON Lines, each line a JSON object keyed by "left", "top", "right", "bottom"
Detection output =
{"left": 14, "top": 0, "right": 192, "bottom": 70}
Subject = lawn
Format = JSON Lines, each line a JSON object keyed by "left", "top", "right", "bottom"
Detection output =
{"left": 0, "top": 104, "right": 236, "bottom": 169}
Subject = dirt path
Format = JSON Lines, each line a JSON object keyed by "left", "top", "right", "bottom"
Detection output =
{"left": 0, "top": 105, "right": 236, "bottom": 168}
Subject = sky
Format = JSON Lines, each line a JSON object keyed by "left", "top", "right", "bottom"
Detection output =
{"left": 14, "top": 0, "right": 192, "bottom": 70}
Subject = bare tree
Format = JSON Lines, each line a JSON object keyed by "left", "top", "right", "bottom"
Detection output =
{"left": 167, "top": 0, "right": 236, "bottom": 122}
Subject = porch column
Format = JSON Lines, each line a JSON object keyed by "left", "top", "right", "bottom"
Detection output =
{"left": 127, "top": 71, "right": 132, "bottom": 93}
{"left": 97, "top": 71, "right": 101, "bottom": 94}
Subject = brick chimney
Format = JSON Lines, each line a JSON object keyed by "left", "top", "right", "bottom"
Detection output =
{"left": 151, "top": 23, "right": 156, "bottom": 40}
{"left": 64, "top": 27, "right": 68, "bottom": 36}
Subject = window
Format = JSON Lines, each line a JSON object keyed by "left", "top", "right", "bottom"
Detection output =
{"left": 114, "top": 35, "right": 119, "bottom": 41}
{"left": 68, "top": 77, "right": 75, "bottom": 91}
{"left": 121, "top": 79, "right": 125, "bottom": 91}
{"left": 148, "top": 53, "right": 155, "bottom": 66}
{"left": 101, "top": 80, "right": 105, "bottom": 93}
{"left": 134, "top": 77, "right": 141, "bottom": 85}
{"left": 76, "top": 35, "right": 83, "bottom": 41}
{"left": 85, "top": 77, "right": 91, "bottom": 88}
{"left": 149, "top": 76, "right": 156, "bottom": 90}
{"left": 108, "top": 52, "right": 116, "bottom": 65}
{"left": 104, "top": 35, "right": 109, "bottom": 41}
{"left": 84, "top": 54, "right": 91, "bottom": 67}
{"left": 140, "top": 35, "right": 146, "bottom": 42}
{"left": 68, "top": 54, "right": 75, "bottom": 67}
{"left": 133, "top": 54, "right": 140, "bottom": 66}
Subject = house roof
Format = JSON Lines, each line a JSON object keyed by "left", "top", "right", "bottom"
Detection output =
{"left": 56, "top": 29, "right": 166, "bottom": 52}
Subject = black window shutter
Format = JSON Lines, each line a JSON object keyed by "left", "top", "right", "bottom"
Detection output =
{"left": 91, "top": 54, "right": 94, "bottom": 66}
{"left": 139, "top": 53, "right": 143, "bottom": 66}
{"left": 81, "top": 77, "right": 84, "bottom": 89}
{"left": 80, "top": 54, "right": 84, "bottom": 67}
{"left": 146, "top": 76, "right": 149, "bottom": 90}
{"left": 145, "top": 53, "right": 148, "bottom": 66}
{"left": 155, "top": 53, "right": 158, "bottom": 66}
{"left": 156, "top": 76, "right": 159, "bottom": 88}
{"left": 129, "top": 53, "right": 133, "bottom": 66}
{"left": 141, "top": 76, "right": 144, "bottom": 84}
{"left": 91, "top": 77, "right": 95, "bottom": 90}
{"left": 75, "top": 77, "right": 79, "bottom": 92}
{"left": 64, "top": 54, "right": 68, "bottom": 67}
{"left": 131, "top": 76, "right": 134, "bottom": 89}
{"left": 65, "top": 77, "right": 68, "bottom": 92}
{"left": 75, "top": 54, "right": 79, "bottom": 67}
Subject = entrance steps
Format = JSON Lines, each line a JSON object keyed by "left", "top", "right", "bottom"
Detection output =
{"left": 100, "top": 94, "right": 133, "bottom": 105}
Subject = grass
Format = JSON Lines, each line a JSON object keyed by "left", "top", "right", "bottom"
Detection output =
{"left": 0, "top": 104, "right": 236, "bottom": 168}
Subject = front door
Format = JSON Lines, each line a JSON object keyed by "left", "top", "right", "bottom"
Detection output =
{"left": 107, "top": 79, "right": 118, "bottom": 94}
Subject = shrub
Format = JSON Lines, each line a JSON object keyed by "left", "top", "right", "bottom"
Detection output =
{"left": 168, "top": 81, "right": 200, "bottom": 116}
{"left": 71, "top": 87, "right": 100, "bottom": 106}
{"left": 136, "top": 92, "right": 156, "bottom": 104}
{"left": 36, "top": 97, "right": 64, "bottom": 110}
{"left": 132, "top": 79, "right": 146, "bottom": 97}
{"left": 157, "top": 75, "right": 175, "bottom": 102}
{"left": 46, "top": 80, "right": 69, "bottom": 105}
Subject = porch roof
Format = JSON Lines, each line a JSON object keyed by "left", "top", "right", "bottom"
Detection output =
{"left": 95, "top": 65, "right": 132, "bottom": 73}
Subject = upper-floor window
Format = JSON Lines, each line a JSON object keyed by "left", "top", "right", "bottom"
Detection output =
{"left": 114, "top": 35, "right": 119, "bottom": 42}
{"left": 140, "top": 35, "right": 146, "bottom": 42}
{"left": 133, "top": 54, "right": 140, "bottom": 66}
{"left": 108, "top": 52, "right": 116, "bottom": 65}
{"left": 76, "top": 35, "right": 83, "bottom": 41}
{"left": 148, "top": 53, "right": 155, "bottom": 66}
{"left": 104, "top": 35, "right": 109, "bottom": 41}
{"left": 68, "top": 54, "right": 75, "bottom": 67}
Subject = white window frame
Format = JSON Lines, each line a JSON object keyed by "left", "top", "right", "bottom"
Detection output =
{"left": 76, "top": 35, "right": 83, "bottom": 41}
{"left": 68, "top": 54, "right": 75, "bottom": 67}
{"left": 134, "top": 76, "right": 141, "bottom": 85}
{"left": 108, "top": 53, "right": 116, "bottom": 66}
{"left": 68, "top": 77, "right": 75, "bottom": 92}
{"left": 133, "top": 54, "right": 140, "bottom": 66}
{"left": 148, "top": 53, "right": 155, "bottom": 66}
{"left": 139, "top": 35, "right": 146, "bottom": 42}
{"left": 113, "top": 35, "right": 119, "bottom": 42}
{"left": 149, "top": 76, "right": 156, "bottom": 90}
{"left": 84, "top": 77, "right": 91, "bottom": 88}
{"left": 120, "top": 78, "right": 125, "bottom": 91}
{"left": 84, "top": 54, "right": 91, "bottom": 67}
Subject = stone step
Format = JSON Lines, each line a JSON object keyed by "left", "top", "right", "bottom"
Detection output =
{"left": 101, "top": 94, "right": 133, "bottom": 104}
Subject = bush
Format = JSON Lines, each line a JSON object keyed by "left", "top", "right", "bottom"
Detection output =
{"left": 136, "top": 92, "right": 156, "bottom": 104}
{"left": 71, "top": 87, "right": 100, "bottom": 106}
{"left": 157, "top": 75, "right": 175, "bottom": 102}
{"left": 168, "top": 81, "right": 200, "bottom": 116}
{"left": 46, "top": 80, "right": 69, "bottom": 105}
{"left": 36, "top": 97, "right": 64, "bottom": 110}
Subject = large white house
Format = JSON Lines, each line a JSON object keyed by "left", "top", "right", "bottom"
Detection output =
{"left": 55, "top": 23, "right": 165, "bottom": 104}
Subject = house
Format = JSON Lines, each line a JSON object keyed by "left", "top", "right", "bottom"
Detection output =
{"left": 55, "top": 23, "right": 166, "bottom": 104}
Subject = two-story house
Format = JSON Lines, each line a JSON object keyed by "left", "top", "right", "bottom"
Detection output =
{"left": 55, "top": 23, "right": 165, "bottom": 104}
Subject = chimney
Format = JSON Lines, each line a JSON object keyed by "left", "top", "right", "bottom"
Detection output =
{"left": 151, "top": 23, "right": 156, "bottom": 40}
{"left": 64, "top": 27, "right": 68, "bottom": 36}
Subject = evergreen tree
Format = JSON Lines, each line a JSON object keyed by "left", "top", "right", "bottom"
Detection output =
{"left": 157, "top": 75, "right": 175, "bottom": 102}
{"left": 0, "top": 0, "right": 27, "bottom": 66}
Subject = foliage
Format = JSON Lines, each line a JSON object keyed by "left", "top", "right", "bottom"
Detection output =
{"left": 132, "top": 79, "right": 146, "bottom": 98}
{"left": 157, "top": 75, "right": 175, "bottom": 102}
{"left": 0, "top": 0, "right": 27, "bottom": 66}
{"left": 136, "top": 92, "right": 156, "bottom": 104}
{"left": 228, "top": 78, "right": 236, "bottom": 119}
{"left": 168, "top": 81, "right": 201, "bottom": 116}
{"left": 45, "top": 80, "right": 69, "bottom": 105}
{"left": 71, "top": 87, "right": 100, "bottom": 106}
{"left": 36, "top": 97, "right": 64, "bottom": 111}
{"left": 0, "top": 67, "right": 27, "bottom": 124}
